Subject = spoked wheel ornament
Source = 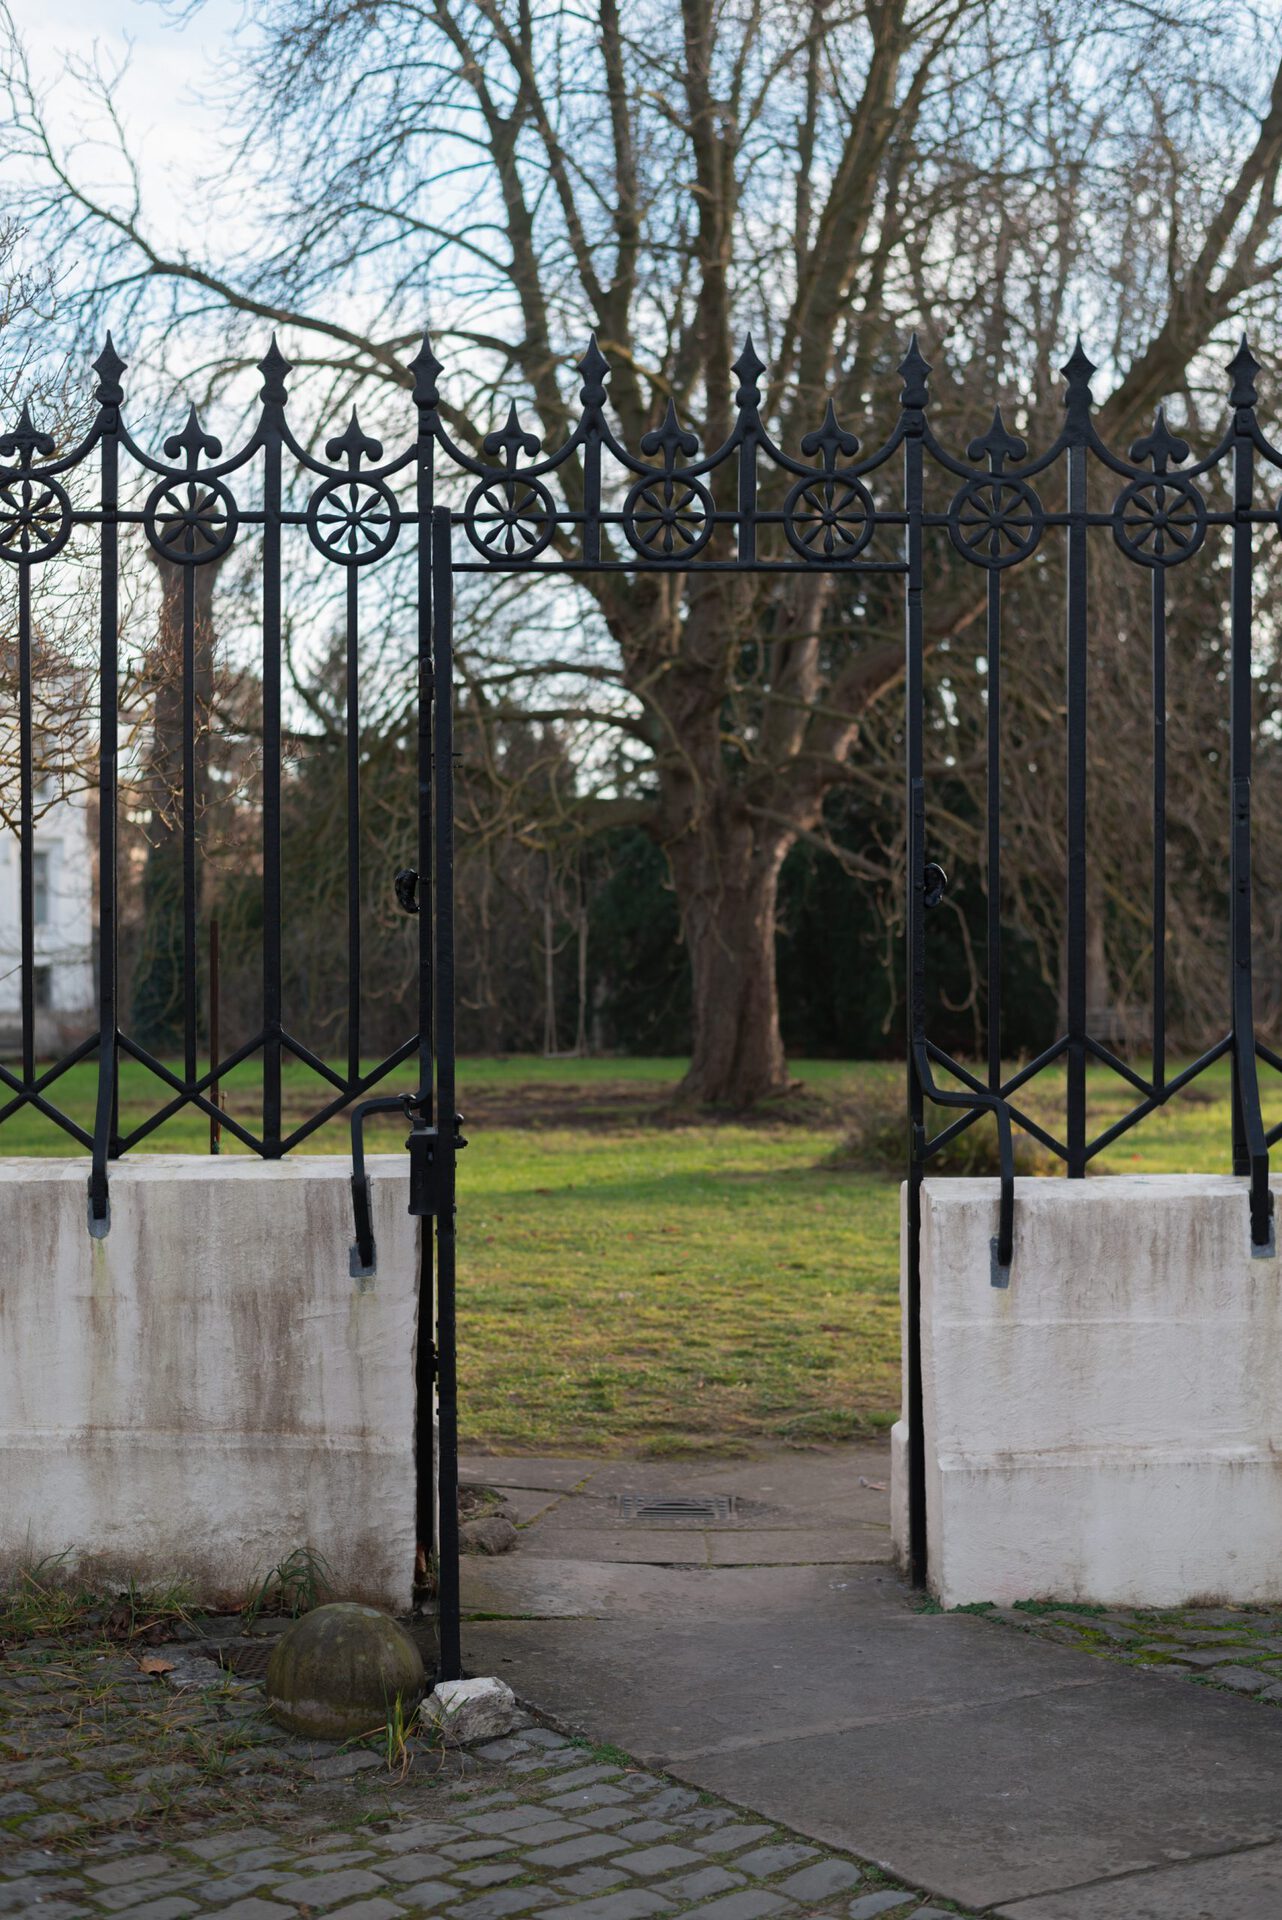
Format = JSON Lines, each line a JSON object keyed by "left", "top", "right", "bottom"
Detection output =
{"left": 463, "top": 472, "right": 556, "bottom": 561}
{"left": 307, "top": 475, "right": 400, "bottom": 564}
{"left": 0, "top": 474, "right": 72, "bottom": 563}
{"left": 623, "top": 471, "right": 714, "bottom": 561}
{"left": 144, "top": 476, "right": 239, "bottom": 565}
{"left": 783, "top": 471, "right": 874, "bottom": 561}
{"left": 1112, "top": 475, "right": 1206, "bottom": 567}
{"left": 948, "top": 476, "right": 1042, "bottom": 569}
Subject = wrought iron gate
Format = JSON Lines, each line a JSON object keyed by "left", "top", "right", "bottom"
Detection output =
{"left": 2, "top": 328, "right": 1277, "bottom": 1643}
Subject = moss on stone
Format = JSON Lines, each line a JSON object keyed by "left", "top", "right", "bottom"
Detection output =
{"left": 265, "top": 1601, "right": 425, "bottom": 1742}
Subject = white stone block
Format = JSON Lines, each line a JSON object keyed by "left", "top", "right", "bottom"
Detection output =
{"left": 422, "top": 1675, "right": 521, "bottom": 1741}
{"left": 892, "top": 1174, "right": 1282, "bottom": 1608}
{"left": 0, "top": 1154, "right": 419, "bottom": 1609}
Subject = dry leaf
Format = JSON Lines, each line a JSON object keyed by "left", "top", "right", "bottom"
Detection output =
{"left": 139, "top": 1654, "right": 176, "bottom": 1676}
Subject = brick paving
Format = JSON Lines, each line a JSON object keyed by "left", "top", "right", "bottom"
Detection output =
{"left": 977, "top": 1596, "right": 1282, "bottom": 1700}
{"left": 0, "top": 1642, "right": 977, "bottom": 1920}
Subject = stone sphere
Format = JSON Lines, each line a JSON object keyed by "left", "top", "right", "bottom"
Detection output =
{"left": 265, "top": 1602, "right": 426, "bottom": 1742}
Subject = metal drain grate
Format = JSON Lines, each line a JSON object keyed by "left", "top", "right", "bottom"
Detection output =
{"left": 179, "top": 1640, "right": 277, "bottom": 1679}
{"left": 616, "top": 1493, "right": 735, "bottom": 1523}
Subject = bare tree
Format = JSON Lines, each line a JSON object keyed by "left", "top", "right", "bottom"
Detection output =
{"left": 6, "top": 0, "right": 1282, "bottom": 1098}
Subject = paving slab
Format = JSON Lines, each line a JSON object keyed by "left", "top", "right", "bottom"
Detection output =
{"left": 570, "top": 1447, "right": 891, "bottom": 1518}
{"left": 462, "top": 1556, "right": 894, "bottom": 1620}
{"left": 704, "top": 1529, "right": 891, "bottom": 1566}
{"left": 518, "top": 1531, "right": 713, "bottom": 1565}
{"left": 468, "top": 1567, "right": 1282, "bottom": 1913}
{"left": 674, "top": 1680, "right": 1282, "bottom": 1906}
{"left": 994, "top": 1840, "right": 1282, "bottom": 1918}
{"left": 461, "top": 1456, "right": 601, "bottom": 1493}
{"left": 467, "top": 1579, "right": 1110, "bottom": 1764}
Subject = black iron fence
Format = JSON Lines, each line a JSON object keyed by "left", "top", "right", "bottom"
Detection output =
{"left": 3, "top": 328, "right": 1278, "bottom": 1629}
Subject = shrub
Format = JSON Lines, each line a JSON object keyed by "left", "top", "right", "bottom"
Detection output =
{"left": 827, "top": 1078, "right": 1060, "bottom": 1177}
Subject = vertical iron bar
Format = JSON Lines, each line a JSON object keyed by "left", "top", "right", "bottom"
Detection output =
{"left": 413, "top": 366, "right": 438, "bottom": 1609}
{"left": 346, "top": 567, "right": 362, "bottom": 1088}
{"left": 737, "top": 424, "right": 757, "bottom": 567}
{"left": 1227, "top": 350, "right": 1272, "bottom": 1246}
{"left": 577, "top": 339, "right": 606, "bottom": 568}
{"left": 986, "top": 570, "right": 1002, "bottom": 1094}
{"left": 209, "top": 917, "right": 221, "bottom": 1155}
{"left": 1152, "top": 571, "right": 1166, "bottom": 1092}
{"left": 1065, "top": 422, "right": 1089, "bottom": 1176}
{"left": 90, "top": 342, "right": 123, "bottom": 1228}
{"left": 733, "top": 338, "right": 762, "bottom": 564}
{"left": 1230, "top": 431, "right": 1250, "bottom": 1182}
{"left": 18, "top": 562, "right": 34, "bottom": 1085}
{"left": 901, "top": 339, "right": 929, "bottom": 1591}
{"left": 182, "top": 566, "right": 198, "bottom": 1087}
{"left": 582, "top": 419, "right": 601, "bottom": 569}
{"left": 432, "top": 503, "right": 461, "bottom": 1679}
{"left": 261, "top": 407, "right": 284, "bottom": 1154}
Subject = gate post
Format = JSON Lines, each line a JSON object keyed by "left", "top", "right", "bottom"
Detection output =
{"left": 902, "top": 338, "right": 930, "bottom": 1590}
{"left": 429, "top": 504, "right": 462, "bottom": 1680}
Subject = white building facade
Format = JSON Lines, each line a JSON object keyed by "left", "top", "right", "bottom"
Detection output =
{"left": 0, "top": 780, "right": 96, "bottom": 1055}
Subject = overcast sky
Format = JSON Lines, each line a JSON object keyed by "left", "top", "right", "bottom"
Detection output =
{"left": 10, "top": 0, "right": 244, "bottom": 250}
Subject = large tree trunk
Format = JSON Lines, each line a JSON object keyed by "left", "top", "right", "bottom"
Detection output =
{"left": 667, "top": 797, "right": 792, "bottom": 1107}
{"left": 131, "top": 544, "right": 221, "bottom": 1051}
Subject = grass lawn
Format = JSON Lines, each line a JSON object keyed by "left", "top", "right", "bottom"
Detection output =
{"left": 0, "top": 1048, "right": 1262, "bottom": 1454}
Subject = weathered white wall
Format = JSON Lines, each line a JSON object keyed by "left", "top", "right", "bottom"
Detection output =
{"left": 0, "top": 1155, "right": 419, "bottom": 1610}
{"left": 891, "top": 1174, "right": 1282, "bottom": 1608}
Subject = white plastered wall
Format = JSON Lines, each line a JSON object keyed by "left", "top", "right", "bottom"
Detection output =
{"left": 0, "top": 1155, "right": 419, "bottom": 1610}
{"left": 890, "top": 1174, "right": 1282, "bottom": 1608}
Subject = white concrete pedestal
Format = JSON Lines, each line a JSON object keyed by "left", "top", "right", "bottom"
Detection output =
{"left": 891, "top": 1174, "right": 1282, "bottom": 1608}
{"left": 0, "top": 1155, "right": 419, "bottom": 1609}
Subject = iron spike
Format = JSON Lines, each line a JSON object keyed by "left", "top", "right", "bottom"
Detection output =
{"left": 731, "top": 332, "right": 767, "bottom": 411}
{"left": 257, "top": 334, "right": 292, "bottom": 408}
{"left": 1228, "top": 334, "right": 1260, "bottom": 411}
{"left": 577, "top": 333, "right": 610, "bottom": 409}
{"left": 92, "top": 332, "right": 127, "bottom": 407}
{"left": 410, "top": 330, "right": 444, "bottom": 409}
{"left": 898, "top": 333, "right": 931, "bottom": 410}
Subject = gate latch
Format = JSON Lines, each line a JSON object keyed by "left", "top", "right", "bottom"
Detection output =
{"left": 349, "top": 1090, "right": 468, "bottom": 1277}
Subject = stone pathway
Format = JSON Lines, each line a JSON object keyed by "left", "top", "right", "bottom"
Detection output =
{"left": 976, "top": 1597, "right": 1282, "bottom": 1701}
{"left": 0, "top": 1641, "right": 971, "bottom": 1920}
{"left": 11, "top": 1443, "right": 1282, "bottom": 1919}
{"left": 461, "top": 1444, "right": 1282, "bottom": 1919}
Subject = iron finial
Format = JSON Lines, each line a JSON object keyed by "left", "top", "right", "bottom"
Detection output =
{"left": 1129, "top": 405, "right": 1189, "bottom": 472}
{"left": 577, "top": 334, "right": 610, "bottom": 410}
{"left": 410, "top": 331, "right": 444, "bottom": 410}
{"left": 1228, "top": 334, "right": 1260, "bottom": 412}
{"left": 482, "top": 400, "right": 541, "bottom": 465}
{"left": 325, "top": 408, "right": 384, "bottom": 467}
{"left": 898, "top": 333, "right": 931, "bottom": 410}
{"left": 1061, "top": 336, "right": 1097, "bottom": 420}
{"left": 640, "top": 395, "right": 700, "bottom": 463}
{"left": 258, "top": 335, "right": 292, "bottom": 408}
{"left": 163, "top": 403, "right": 222, "bottom": 466}
{"left": 966, "top": 405, "right": 1026, "bottom": 470}
{"left": 732, "top": 332, "right": 767, "bottom": 413}
{"left": 800, "top": 395, "right": 860, "bottom": 466}
{"left": 0, "top": 399, "right": 56, "bottom": 463}
{"left": 92, "top": 332, "right": 127, "bottom": 408}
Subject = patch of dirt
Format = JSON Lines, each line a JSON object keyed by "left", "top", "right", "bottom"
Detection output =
{"left": 446, "top": 1077, "right": 850, "bottom": 1132}
{"left": 217, "top": 1074, "right": 858, "bottom": 1136}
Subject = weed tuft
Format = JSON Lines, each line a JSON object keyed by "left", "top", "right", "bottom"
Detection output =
{"left": 242, "top": 1547, "right": 333, "bottom": 1625}
{"left": 0, "top": 1556, "right": 199, "bottom": 1652}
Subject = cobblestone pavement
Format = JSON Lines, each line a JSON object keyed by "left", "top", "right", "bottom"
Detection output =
{"left": 978, "top": 1596, "right": 1282, "bottom": 1701}
{"left": 0, "top": 1641, "right": 976, "bottom": 1920}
